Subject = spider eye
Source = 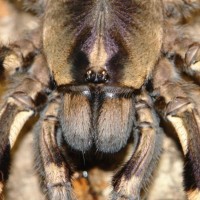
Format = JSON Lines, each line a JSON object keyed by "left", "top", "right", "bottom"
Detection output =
{"left": 85, "top": 69, "right": 109, "bottom": 84}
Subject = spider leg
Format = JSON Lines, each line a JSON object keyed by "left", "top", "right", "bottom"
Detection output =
{"left": 37, "top": 93, "right": 75, "bottom": 200}
{"left": 0, "top": 39, "right": 38, "bottom": 79}
{"left": 163, "top": 0, "right": 200, "bottom": 21}
{"left": 112, "top": 89, "right": 162, "bottom": 200}
{"left": 183, "top": 43, "right": 200, "bottom": 84}
{"left": 153, "top": 57, "right": 200, "bottom": 200}
{"left": 0, "top": 53, "right": 50, "bottom": 195}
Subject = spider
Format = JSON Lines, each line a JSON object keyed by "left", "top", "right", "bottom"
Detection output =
{"left": 0, "top": 0, "right": 200, "bottom": 199}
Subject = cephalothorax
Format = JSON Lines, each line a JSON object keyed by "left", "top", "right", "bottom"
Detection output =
{"left": 0, "top": 0, "right": 200, "bottom": 199}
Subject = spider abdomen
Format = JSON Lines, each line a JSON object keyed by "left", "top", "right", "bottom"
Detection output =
{"left": 60, "top": 85, "right": 135, "bottom": 153}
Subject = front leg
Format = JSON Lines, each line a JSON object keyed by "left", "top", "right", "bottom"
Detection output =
{"left": 112, "top": 89, "right": 162, "bottom": 200}
{"left": 37, "top": 93, "right": 75, "bottom": 200}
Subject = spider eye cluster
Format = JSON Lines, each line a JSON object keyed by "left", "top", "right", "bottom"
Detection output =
{"left": 85, "top": 69, "right": 109, "bottom": 84}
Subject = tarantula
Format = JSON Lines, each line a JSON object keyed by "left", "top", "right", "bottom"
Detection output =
{"left": 0, "top": 0, "right": 200, "bottom": 199}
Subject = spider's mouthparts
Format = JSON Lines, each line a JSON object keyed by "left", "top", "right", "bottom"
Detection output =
{"left": 85, "top": 69, "right": 109, "bottom": 84}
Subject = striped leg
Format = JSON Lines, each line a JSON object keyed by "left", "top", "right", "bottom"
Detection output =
{"left": 37, "top": 94, "right": 75, "bottom": 200}
{"left": 0, "top": 54, "right": 50, "bottom": 196}
{"left": 153, "top": 57, "right": 200, "bottom": 200}
{"left": 112, "top": 89, "right": 162, "bottom": 200}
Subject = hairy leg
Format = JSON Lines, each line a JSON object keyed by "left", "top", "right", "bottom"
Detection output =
{"left": 36, "top": 93, "right": 75, "bottom": 200}
{"left": 153, "top": 56, "right": 200, "bottom": 200}
{"left": 112, "top": 89, "right": 162, "bottom": 200}
{"left": 0, "top": 51, "right": 50, "bottom": 196}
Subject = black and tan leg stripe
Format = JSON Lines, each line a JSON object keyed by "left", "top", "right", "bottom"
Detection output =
{"left": 112, "top": 89, "right": 162, "bottom": 200}
{"left": 39, "top": 94, "right": 75, "bottom": 200}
